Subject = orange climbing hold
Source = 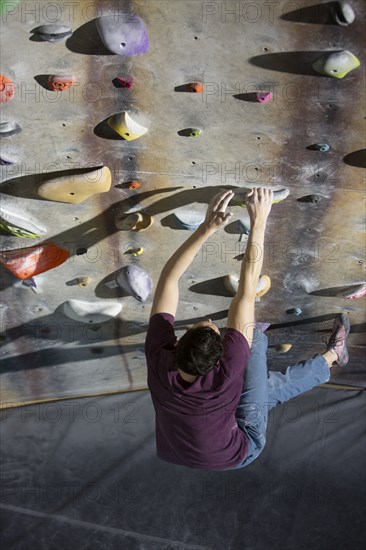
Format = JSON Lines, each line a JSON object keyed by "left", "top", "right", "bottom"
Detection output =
{"left": 187, "top": 82, "right": 203, "bottom": 93}
{"left": 0, "top": 75, "right": 15, "bottom": 103}
{"left": 0, "top": 243, "right": 69, "bottom": 280}
{"left": 128, "top": 180, "right": 141, "bottom": 190}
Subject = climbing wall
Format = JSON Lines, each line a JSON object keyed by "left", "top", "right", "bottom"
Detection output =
{"left": 0, "top": 0, "right": 365, "bottom": 408}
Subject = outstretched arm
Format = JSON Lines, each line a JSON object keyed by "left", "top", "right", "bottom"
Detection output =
{"left": 227, "top": 188, "right": 273, "bottom": 347}
{"left": 150, "top": 190, "right": 234, "bottom": 318}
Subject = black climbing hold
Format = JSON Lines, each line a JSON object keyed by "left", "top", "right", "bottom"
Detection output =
{"left": 286, "top": 307, "right": 302, "bottom": 316}
{"left": 297, "top": 195, "right": 323, "bottom": 204}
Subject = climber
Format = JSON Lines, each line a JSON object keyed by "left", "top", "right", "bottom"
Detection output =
{"left": 145, "top": 188, "right": 350, "bottom": 470}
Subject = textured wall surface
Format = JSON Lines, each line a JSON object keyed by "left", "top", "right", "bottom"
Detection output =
{"left": 0, "top": 0, "right": 365, "bottom": 407}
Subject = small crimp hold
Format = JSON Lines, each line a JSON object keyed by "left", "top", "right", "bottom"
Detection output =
{"left": 256, "top": 91, "right": 273, "bottom": 103}
{"left": 187, "top": 82, "right": 203, "bottom": 93}
{"left": 0, "top": 75, "right": 15, "bottom": 103}
{"left": 286, "top": 307, "right": 302, "bottom": 316}
{"left": 189, "top": 128, "right": 202, "bottom": 138}
{"left": 128, "top": 180, "right": 141, "bottom": 190}
{"left": 115, "top": 75, "right": 134, "bottom": 89}
{"left": 314, "top": 143, "right": 330, "bottom": 152}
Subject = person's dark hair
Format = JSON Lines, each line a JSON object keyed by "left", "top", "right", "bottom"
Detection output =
{"left": 175, "top": 326, "right": 223, "bottom": 376}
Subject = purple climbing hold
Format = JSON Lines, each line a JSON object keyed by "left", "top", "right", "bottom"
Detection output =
{"left": 116, "top": 265, "right": 152, "bottom": 302}
{"left": 96, "top": 15, "right": 149, "bottom": 56}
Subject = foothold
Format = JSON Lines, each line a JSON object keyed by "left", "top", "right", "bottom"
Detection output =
{"left": 114, "top": 75, "right": 134, "bottom": 89}
{"left": 256, "top": 275, "right": 271, "bottom": 299}
{"left": 128, "top": 180, "right": 141, "bottom": 190}
{"left": 0, "top": 207, "right": 47, "bottom": 238}
{"left": 346, "top": 283, "right": 366, "bottom": 299}
{"left": 173, "top": 211, "right": 205, "bottom": 230}
{"left": 0, "top": 155, "right": 16, "bottom": 165}
{"left": 131, "top": 247, "right": 144, "bottom": 256}
{"left": 312, "top": 50, "right": 360, "bottom": 78}
{"left": 33, "top": 24, "right": 72, "bottom": 41}
{"left": 37, "top": 166, "right": 112, "bottom": 203}
{"left": 0, "top": 75, "right": 15, "bottom": 103}
{"left": 116, "top": 212, "right": 153, "bottom": 232}
{"left": 297, "top": 194, "right": 323, "bottom": 204}
{"left": 48, "top": 75, "right": 76, "bottom": 92}
{"left": 76, "top": 248, "right": 88, "bottom": 256}
{"left": 0, "top": 243, "right": 69, "bottom": 280}
{"left": 331, "top": 2, "right": 355, "bottom": 26}
{"left": 274, "top": 344, "right": 292, "bottom": 353}
{"left": 256, "top": 91, "right": 273, "bottom": 103}
{"left": 286, "top": 307, "right": 302, "bottom": 316}
{"left": 189, "top": 128, "right": 202, "bottom": 138}
{"left": 96, "top": 14, "right": 149, "bottom": 56}
{"left": 22, "top": 277, "right": 37, "bottom": 290}
{"left": 107, "top": 112, "right": 148, "bottom": 141}
{"left": 224, "top": 274, "right": 271, "bottom": 298}
{"left": 77, "top": 276, "right": 92, "bottom": 288}
{"left": 62, "top": 299, "right": 122, "bottom": 324}
{"left": 187, "top": 82, "right": 203, "bottom": 93}
{"left": 238, "top": 220, "right": 250, "bottom": 235}
{"left": 0, "top": 122, "right": 22, "bottom": 138}
{"left": 313, "top": 143, "right": 330, "bottom": 152}
{"left": 116, "top": 265, "right": 152, "bottom": 303}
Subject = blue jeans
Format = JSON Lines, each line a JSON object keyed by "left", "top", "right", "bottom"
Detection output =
{"left": 234, "top": 328, "right": 331, "bottom": 468}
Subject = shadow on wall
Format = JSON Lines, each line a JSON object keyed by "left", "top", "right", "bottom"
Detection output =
{"left": 249, "top": 51, "right": 329, "bottom": 76}
{"left": 343, "top": 149, "right": 366, "bottom": 169}
{"left": 65, "top": 18, "right": 113, "bottom": 55}
{"left": 281, "top": 2, "right": 338, "bottom": 24}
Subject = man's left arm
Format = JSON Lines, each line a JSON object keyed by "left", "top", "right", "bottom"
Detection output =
{"left": 149, "top": 190, "right": 234, "bottom": 319}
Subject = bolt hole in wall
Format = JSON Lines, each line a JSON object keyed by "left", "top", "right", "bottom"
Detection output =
{"left": 62, "top": 123, "right": 66, "bottom": 127}
{"left": 121, "top": 42, "right": 126, "bottom": 47}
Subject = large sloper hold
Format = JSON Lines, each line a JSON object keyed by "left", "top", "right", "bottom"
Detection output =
{"left": 312, "top": 50, "right": 360, "bottom": 78}
{"left": 96, "top": 14, "right": 149, "bottom": 56}
{"left": 116, "top": 265, "right": 152, "bottom": 302}
{"left": 0, "top": 207, "right": 47, "bottom": 238}
{"left": 62, "top": 300, "right": 122, "bottom": 324}
{"left": 37, "top": 166, "right": 112, "bottom": 203}
{"left": 173, "top": 211, "right": 205, "bottom": 230}
{"left": 107, "top": 112, "right": 148, "bottom": 141}
{"left": 32, "top": 24, "right": 73, "bottom": 41}
{"left": 0, "top": 122, "right": 22, "bottom": 138}
{"left": 310, "top": 282, "right": 366, "bottom": 299}
{"left": 331, "top": 2, "right": 355, "bottom": 26}
{"left": 0, "top": 243, "right": 69, "bottom": 280}
{"left": 224, "top": 274, "right": 271, "bottom": 298}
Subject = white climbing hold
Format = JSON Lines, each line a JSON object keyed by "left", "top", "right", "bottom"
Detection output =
{"left": 0, "top": 207, "right": 47, "bottom": 238}
{"left": 116, "top": 265, "right": 152, "bottom": 302}
{"left": 62, "top": 300, "right": 122, "bottom": 324}
{"left": 173, "top": 211, "right": 205, "bottom": 230}
{"left": 224, "top": 274, "right": 271, "bottom": 298}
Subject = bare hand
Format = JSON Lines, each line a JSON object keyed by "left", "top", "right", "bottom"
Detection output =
{"left": 203, "top": 190, "right": 234, "bottom": 232}
{"left": 245, "top": 187, "right": 273, "bottom": 225}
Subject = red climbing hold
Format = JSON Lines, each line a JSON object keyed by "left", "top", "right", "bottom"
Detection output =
{"left": 0, "top": 243, "right": 69, "bottom": 280}
{"left": 115, "top": 75, "right": 134, "bottom": 89}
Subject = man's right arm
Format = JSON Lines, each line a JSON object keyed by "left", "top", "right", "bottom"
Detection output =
{"left": 227, "top": 188, "right": 273, "bottom": 347}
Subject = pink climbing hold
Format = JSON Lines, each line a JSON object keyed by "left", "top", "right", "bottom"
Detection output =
{"left": 115, "top": 75, "right": 134, "bottom": 89}
{"left": 256, "top": 91, "right": 273, "bottom": 103}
